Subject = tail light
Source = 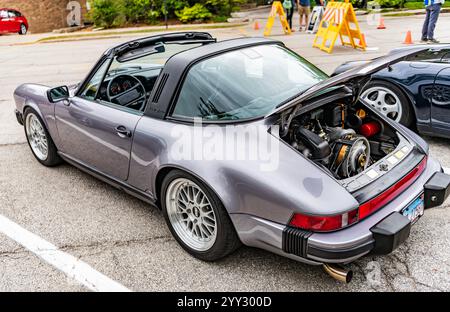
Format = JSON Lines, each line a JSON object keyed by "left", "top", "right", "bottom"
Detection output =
{"left": 289, "top": 209, "right": 359, "bottom": 232}
{"left": 289, "top": 156, "right": 427, "bottom": 232}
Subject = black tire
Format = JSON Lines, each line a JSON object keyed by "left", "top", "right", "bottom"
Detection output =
{"left": 161, "top": 170, "right": 241, "bottom": 261}
{"left": 19, "top": 23, "right": 27, "bottom": 35}
{"left": 23, "top": 108, "right": 62, "bottom": 167}
{"left": 362, "top": 80, "right": 414, "bottom": 127}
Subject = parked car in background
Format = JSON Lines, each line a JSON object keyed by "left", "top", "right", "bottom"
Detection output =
{"left": 0, "top": 8, "right": 28, "bottom": 35}
{"left": 333, "top": 45, "right": 450, "bottom": 139}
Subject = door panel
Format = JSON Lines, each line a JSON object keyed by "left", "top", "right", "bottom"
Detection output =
{"left": 55, "top": 97, "right": 141, "bottom": 181}
{"left": 431, "top": 67, "right": 450, "bottom": 130}
{"left": 8, "top": 11, "right": 20, "bottom": 32}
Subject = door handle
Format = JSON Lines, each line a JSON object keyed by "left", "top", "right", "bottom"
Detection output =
{"left": 115, "top": 125, "right": 132, "bottom": 138}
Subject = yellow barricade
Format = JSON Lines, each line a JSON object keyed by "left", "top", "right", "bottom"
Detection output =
{"left": 264, "top": 1, "right": 291, "bottom": 36}
{"left": 313, "top": 0, "right": 366, "bottom": 53}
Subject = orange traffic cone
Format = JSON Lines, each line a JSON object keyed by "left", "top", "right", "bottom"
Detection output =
{"left": 360, "top": 34, "right": 367, "bottom": 48}
{"left": 377, "top": 18, "right": 386, "bottom": 29}
{"left": 403, "top": 30, "right": 413, "bottom": 44}
{"left": 254, "top": 21, "right": 261, "bottom": 30}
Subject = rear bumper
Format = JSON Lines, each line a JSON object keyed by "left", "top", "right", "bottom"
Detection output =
{"left": 15, "top": 109, "right": 23, "bottom": 125}
{"left": 231, "top": 157, "right": 449, "bottom": 264}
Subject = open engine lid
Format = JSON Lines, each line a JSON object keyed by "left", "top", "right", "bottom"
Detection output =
{"left": 266, "top": 46, "right": 431, "bottom": 124}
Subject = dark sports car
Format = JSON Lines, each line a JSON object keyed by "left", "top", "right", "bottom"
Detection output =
{"left": 333, "top": 44, "right": 450, "bottom": 139}
{"left": 13, "top": 33, "right": 450, "bottom": 283}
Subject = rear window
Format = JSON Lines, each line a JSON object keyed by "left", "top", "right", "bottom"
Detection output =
{"left": 172, "top": 44, "right": 327, "bottom": 121}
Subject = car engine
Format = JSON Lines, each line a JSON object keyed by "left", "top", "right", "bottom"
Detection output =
{"left": 284, "top": 102, "right": 398, "bottom": 180}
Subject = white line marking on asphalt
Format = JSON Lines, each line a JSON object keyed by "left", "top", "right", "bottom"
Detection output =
{"left": 444, "top": 167, "right": 450, "bottom": 174}
{"left": 0, "top": 215, "right": 131, "bottom": 292}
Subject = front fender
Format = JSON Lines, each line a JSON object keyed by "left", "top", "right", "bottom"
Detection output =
{"left": 14, "top": 83, "right": 61, "bottom": 148}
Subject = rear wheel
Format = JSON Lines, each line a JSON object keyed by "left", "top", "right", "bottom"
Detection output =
{"left": 24, "top": 108, "right": 62, "bottom": 166}
{"left": 361, "top": 80, "right": 414, "bottom": 127}
{"left": 19, "top": 23, "right": 27, "bottom": 35}
{"left": 161, "top": 170, "right": 241, "bottom": 261}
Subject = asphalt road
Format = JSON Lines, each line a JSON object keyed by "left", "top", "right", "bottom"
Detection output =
{"left": 0, "top": 14, "right": 449, "bottom": 291}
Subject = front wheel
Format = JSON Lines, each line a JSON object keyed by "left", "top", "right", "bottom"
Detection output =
{"left": 361, "top": 80, "right": 414, "bottom": 127}
{"left": 19, "top": 24, "right": 27, "bottom": 35}
{"left": 24, "top": 108, "right": 62, "bottom": 166}
{"left": 161, "top": 170, "right": 241, "bottom": 261}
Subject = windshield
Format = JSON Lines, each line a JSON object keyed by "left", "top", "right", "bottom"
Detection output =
{"left": 172, "top": 44, "right": 327, "bottom": 121}
{"left": 108, "top": 42, "right": 203, "bottom": 74}
{"left": 78, "top": 42, "right": 203, "bottom": 104}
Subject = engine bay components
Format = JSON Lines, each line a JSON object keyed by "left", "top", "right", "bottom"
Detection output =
{"left": 294, "top": 127, "right": 331, "bottom": 160}
{"left": 283, "top": 102, "right": 398, "bottom": 180}
{"left": 330, "top": 134, "right": 370, "bottom": 178}
{"left": 360, "top": 121, "right": 382, "bottom": 138}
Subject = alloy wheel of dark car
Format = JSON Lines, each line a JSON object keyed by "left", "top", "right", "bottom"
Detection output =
{"left": 24, "top": 108, "right": 61, "bottom": 166}
{"left": 19, "top": 24, "right": 27, "bottom": 35}
{"left": 161, "top": 170, "right": 241, "bottom": 261}
{"left": 361, "top": 80, "right": 413, "bottom": 127}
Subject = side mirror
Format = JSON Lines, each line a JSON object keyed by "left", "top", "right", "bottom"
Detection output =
{"left": 47, "top": 86, "right": 69, "bottom": 103}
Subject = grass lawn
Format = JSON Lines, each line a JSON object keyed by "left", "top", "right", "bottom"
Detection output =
{"left": 404, "top": 1, "right": 450, "bottom": 9}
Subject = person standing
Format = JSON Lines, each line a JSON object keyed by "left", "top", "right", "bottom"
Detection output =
{"left": 283, "top": 0, "right": 296, "bottom": 31}
{"left": 421, "top": 0, "right": 444, "bottom": 43}
{"left": 297, "top": 0, "right": 311, "bottom": 31}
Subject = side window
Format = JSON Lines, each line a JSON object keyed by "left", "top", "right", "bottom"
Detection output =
{"left": 79, "top": 60, "right": 110, "bottom": 101}
{"left": 8, "top": 11, "right": 17, "bottom": 17}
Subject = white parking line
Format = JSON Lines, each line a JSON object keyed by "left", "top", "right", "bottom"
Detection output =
{"left": 444, "top": 167, "right": 450, "bottom": 174}
{"left": 0, "top": 215, "right": 131, "bottom": 292}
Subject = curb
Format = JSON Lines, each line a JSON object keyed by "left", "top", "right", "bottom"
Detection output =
{"left": 9, "top": 22, "right": 249, "bottom": 46}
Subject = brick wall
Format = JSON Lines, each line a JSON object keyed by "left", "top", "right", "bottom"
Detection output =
{"left": 0, "top": 0, "right": 87, "bottom": 33}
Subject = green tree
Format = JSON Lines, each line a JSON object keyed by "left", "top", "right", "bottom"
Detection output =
{"left": 176, "top": 3, "right": 213, "bottom": 23}
{"left": 89, "top": 0, "right": 247, "bottom": 28}
{"left": 89, "top": 0, "right": 121, "bottom": 27}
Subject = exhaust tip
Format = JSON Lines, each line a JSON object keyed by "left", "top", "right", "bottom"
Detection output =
{"left": 323, "top": 263, "right": 353, "bottom": 283}
{"left": 345, "top": 270, "right": 353, "bottom": 283}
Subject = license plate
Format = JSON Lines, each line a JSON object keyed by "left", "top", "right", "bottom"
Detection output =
{"left": 402, "top": 193, "right": 425, "bottom": 224}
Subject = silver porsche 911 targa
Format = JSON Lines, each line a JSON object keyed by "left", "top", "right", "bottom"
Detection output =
{"left": 14, "top": 32, "right": 450, "bottom": 282}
